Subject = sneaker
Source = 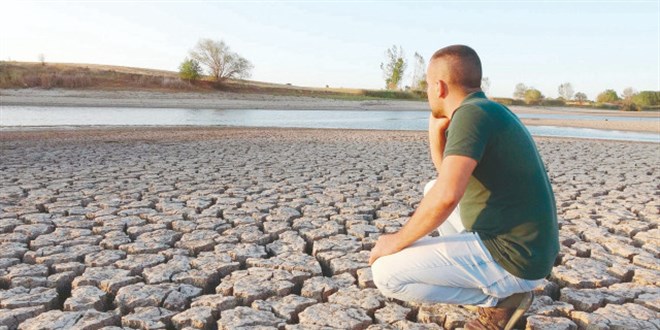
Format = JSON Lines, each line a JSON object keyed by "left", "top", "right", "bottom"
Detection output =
{"left": 464, "top": 291, "right": 533, "bottom": 330}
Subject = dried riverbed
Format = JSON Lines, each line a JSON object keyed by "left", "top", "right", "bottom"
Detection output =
{"left": 0, "top": 127, "right": 658, "bottom": 329}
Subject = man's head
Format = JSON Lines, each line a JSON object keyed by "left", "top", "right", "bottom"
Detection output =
{"left": 426, "top": 45, "right": 483, "bottom": 118}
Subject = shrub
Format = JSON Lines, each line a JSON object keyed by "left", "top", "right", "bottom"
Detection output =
{"left": 363, "top": 90, "right": 420, "bottom": 100}
{"left": 593, "top": 103, "right": 619, "bottom": 110}
{"left": 621, "top": 102, "right": 641, "bottom": 111}
{"left": 596, "top": 89, "right": 620, "bottom": 103}
{"left": 541, "top": 98, "right": 566, "bottom": 106}
{"left": 491, "top": 97, "right": 525, "bottom": 106}
{"left": 178, "top": 59, "right": 202, "bottom": 82}
{"left": 411, "top": 89, "right": 427, "bottom": 99}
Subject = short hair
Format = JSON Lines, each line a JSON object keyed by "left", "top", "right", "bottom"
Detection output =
{"left": 431, "top": 45, "right": 482, "bottom": 89}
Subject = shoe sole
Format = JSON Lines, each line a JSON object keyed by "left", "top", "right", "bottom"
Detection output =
{"left": 503, "top": 292, "right": 533, "bottom": 330}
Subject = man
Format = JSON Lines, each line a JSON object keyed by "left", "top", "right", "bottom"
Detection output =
{"left": 369, "top": 45, "right": 559, "bottom": 330}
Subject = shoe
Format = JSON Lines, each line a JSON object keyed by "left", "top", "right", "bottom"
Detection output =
{"left": 464, "top": 292, "right": 533, "bottom": 330}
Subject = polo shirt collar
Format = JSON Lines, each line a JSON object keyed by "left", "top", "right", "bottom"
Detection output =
{"left": 460, "top": 91, "right": 487, "bottom": 105}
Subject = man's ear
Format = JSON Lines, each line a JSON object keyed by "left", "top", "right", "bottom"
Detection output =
{"left": 438, "top": 80, "right": 449, "bottom": 99}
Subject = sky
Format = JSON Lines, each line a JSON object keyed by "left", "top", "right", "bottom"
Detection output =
{"left": 1, "top": 1, "right": 658, "bottom": 99}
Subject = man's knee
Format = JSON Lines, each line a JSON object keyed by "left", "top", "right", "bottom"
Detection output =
{"left": 371, "top": 256, "right": 400, "bottom": 298}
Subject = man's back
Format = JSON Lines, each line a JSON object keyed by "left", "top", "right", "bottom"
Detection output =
{"left": 444, "top": 91, "right": 559, "bottom": 280}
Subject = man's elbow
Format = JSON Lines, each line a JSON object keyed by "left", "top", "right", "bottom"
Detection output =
{"left": 436, "top": 191, "right": 461, "bottom": 211}
{"left": 438, "top": 195, "right": 460, "bottom": 210}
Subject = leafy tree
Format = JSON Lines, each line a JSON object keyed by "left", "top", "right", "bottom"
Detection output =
{"left": 189, "top": 38, "right": 253, "bottom": 82}
{"left": 632, "top": 91, "right": 660, "bottom": 107}
{"left": 481, "top": 77, "right": 491, "bottom": 95}
{"left": 596, "top": 89, "right": 620, "bottom": 103}
{"left": 622, "top": 87, "right": 637, "bottom": 101}
{"left": 513, "top": 83, "right": 527, "bottom": 99}
{"left": 411, "top": 52, "right": 426, "bottom": 91}
{"left": 178, "top": 58, "right": 202, "bottom": 82}
{"left": 558, "top": 82, "right": 574, "bottom": 100}
{"left": 524, "top": 88, "right": 544, "bottom": 105}
{"left": 380, "top": 45, "right": 407, "bottom": 90}
{"left": 574, "top": 92, "right": 588, "bottom": 104}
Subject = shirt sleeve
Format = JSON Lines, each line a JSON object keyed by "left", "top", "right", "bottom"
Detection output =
{"left": 443, "top": 105, "right": 493, "bottom": 162}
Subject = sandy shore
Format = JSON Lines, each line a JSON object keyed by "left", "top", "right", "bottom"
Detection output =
{"left": 0, "top": 127, "right": 657, "bottom": 329}
{"left": 2, "top": 88, "right": 659, "bottom": 133}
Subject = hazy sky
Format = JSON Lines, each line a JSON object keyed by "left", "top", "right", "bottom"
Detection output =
{"left": 1, "top": 1, "right": 658, "bottom": 99}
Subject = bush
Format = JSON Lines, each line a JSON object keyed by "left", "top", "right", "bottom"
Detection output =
{"left": 593, "top": 103, "right": 619, "bottom": 110}
{"left": 491, "top": 97, "right": 525, "bottom": 106}
{"left": 363, "top": 90, "right": 420, "bottom": 100}
{"left": 541, "top": 98, "right": 566, "bottom": 106}
{"left": 621, "top": 102, "right": 641, "bottom": 111}
{"left": 179, "top": 59, "right": 202, "bottom": 82}
{"left": 411, "top": 89, "right": 427, "bottom": 99}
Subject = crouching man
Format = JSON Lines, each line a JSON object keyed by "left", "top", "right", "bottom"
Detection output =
{"left": 369, "top": 45, "right": 559, "bottom": 330}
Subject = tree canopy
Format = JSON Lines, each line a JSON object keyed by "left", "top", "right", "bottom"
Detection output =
{"left": 574, "top": 92, "right": 588, "bottom": 104}
{"left": 596, "top": 89, "right": 620, "bottom": 103}
{"left": 410, "top": 52, "right": 426, "bottom": 91}
{"left": 380, "top": 45, "right": 407, "bottom": 90}
{"left": 513, "top": 83, "right": 527, "bottom": 99}
{"left": 632, "top": 91, "right": 660, "bottom": 107}
{"left": 524, "top": 88, "right": 544, "bottom": 105}
{"left": 189, "top": 38, "right": 253, "bottom": 82}
{"left": 558, "top": 83, "right": 574, "bottom": 100}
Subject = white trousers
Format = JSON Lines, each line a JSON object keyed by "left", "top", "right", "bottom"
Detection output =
{"left": 371, "top": 179, "right": 544, "bottom": 307}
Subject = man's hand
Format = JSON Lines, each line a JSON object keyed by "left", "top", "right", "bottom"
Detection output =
{"left": 429, "top": 114, "right": 451, "bottom": 133}
{"left": 429, "top": 114, "right": 451, "bottom": 175}
{"left": 368, "top": 233, "right": 402, "bottom": 265}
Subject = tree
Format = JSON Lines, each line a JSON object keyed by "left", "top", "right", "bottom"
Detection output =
{"left": 481, "top": 77, "right": 491, "bottom": 95}
{"left": 189, "top": 38, "right": 253, "bottom": 82}
{"left": 380, "top": 45, "right": 407, "bottom": 90}
{"left": 622, "top": 87, "right": 637, "bottom": 101}
{"left": 178, "top": 58, "right": 202, "bottom": 82}
{"left": 596, "top": 89, "right": 620, "bottom": 103}
{"left": 411, "top": 52, "right": 426, "bottom": 91}
{"left": 558, "top": 82, "right": 574, "bottom": 101}
{"left": 524, "top": 88, "right": 544, "bottom": 105}
{"left": 574, "top": 92, "right": 588, "bottom": 104}
{"left": 513, "top": 83, "right": 527, "bottom": 99}
{"left": 38, "top": 53, "right": 45, "bottom": 66}
{"left": 632, "top": 91, "right": 660, "bottom": 107}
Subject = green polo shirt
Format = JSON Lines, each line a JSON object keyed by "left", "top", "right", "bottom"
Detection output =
{"left": 444, "top": 91, "right": 559, "bottom": 280}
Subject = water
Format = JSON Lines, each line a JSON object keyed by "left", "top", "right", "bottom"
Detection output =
{"left": 1, "top": 106, "right": 658, "bottom": 143}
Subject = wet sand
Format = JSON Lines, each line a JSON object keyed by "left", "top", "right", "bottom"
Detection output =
{"left": 0, "top": 127, "right": 658, "bottom": 329}
{"left": 2, "top": 88, "right": 659, "bottom": 133}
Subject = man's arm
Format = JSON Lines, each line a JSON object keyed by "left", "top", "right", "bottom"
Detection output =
{"left": 368, "top": 155, "right": 477, "bottom": 265}
{"left": 428, "top": 114, "right": 451, "bottom": 175}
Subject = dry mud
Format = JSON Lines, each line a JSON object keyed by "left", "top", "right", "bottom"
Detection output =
{"left": 0, "top": 127, "right": 658, "bottom": 330}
